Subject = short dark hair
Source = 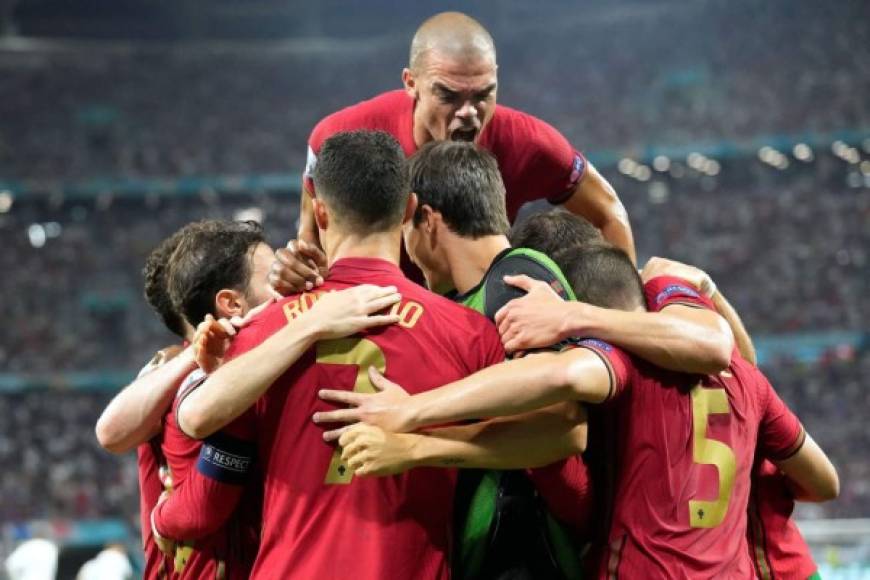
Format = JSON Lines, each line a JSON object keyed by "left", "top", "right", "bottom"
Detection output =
{"left": 558, "top": 245, "right": 645, "bottom": 311}
{"left": 313, "top": 130, "right": 409, "bottom": 235}
{"left": 167, "top": 220, "right": 266, "bottom": 327}
{"left": 143, "top": 230, "right": 187, "bottom": 338}
{"left": 408, "top": 141, "right": 510, "bottom": 238}
{"left": 509, "top": 210, "right": 603, "bottom": 256}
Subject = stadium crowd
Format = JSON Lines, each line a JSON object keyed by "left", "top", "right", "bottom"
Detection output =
{"left": 3, "top": 163, "right": 866, "bottom": 374}
{"left": 0, "top": 1, "right": 866, "bottom": 576}
{"left": 0, "top": 0, "right": 867, "bottom": 181}
{"left": 0, "top": 166, "right": 867, "bottom": 528}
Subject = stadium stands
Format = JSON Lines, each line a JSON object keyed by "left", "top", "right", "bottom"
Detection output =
{"left": 0, "top": 0, "right": 867, "bottom": 566}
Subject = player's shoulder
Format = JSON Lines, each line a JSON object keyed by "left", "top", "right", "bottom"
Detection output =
{"left": 486, "top": 103, "right": 565, "bottom": 144}
{"left": 478, "top": 247, "right": 576, "bottom": 319}
{"left": 724, "top": 352, "right": 774, "bottom": 402}
{"left": 401, "top": 280, "right": 499, "bottom": 338}
{"left": 309, "top": 90, "right": 410, "bottom": 149}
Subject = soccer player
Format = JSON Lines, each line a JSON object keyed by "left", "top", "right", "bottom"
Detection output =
{"left": 504, "top": 215, "right": 823, "bottom": 579}
{"left": 319, "top": 245, "right": 839, "bottom": 578}
{"left": 402, "top": 140, "right": 593, "bottom": 579}
{"left": 152, "top": 219, "right": 401, "bottom": 576}
{"left": 95, "top": 227, "right": 195, "bottom": 580}
{"left": 148, "top": 220, "right": 277, "bottom": 579}
{"left": 161, "top": 130, "right": 513, "bottom": 580}
{"left": 274, "top": 11, "right": 633, "bottom": 295}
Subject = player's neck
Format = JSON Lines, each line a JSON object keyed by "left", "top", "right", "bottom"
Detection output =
{"left": 412, "top": 104, "right": 433, "bottom": 149}
{"left": 446, "top": 235, "right": 511, "bottom": 294}
{"left": 325, "top": 230, "right": 403, "bottom": 268}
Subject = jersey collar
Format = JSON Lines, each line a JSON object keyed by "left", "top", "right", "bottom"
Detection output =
{"left": 328, "top": 257, "right": 404, "bottom": 278}
{"left": 448, "top": 246, "right": 514, "bottom": 303}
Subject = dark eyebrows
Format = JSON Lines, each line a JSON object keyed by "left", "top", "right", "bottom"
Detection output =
{"left": 432, "top": 83, "right": 458, "bottom": 98}
{"left": 475, "top": 83, "right": 497, "bottom": 99}
{"left": 432, "top": 82, "right": 497, "bottom": 100}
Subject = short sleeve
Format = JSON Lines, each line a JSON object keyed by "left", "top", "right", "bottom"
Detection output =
{"left": 758, "top": 379, "right": 806, "bottom": 461}
{"left": 491, "top": 108, "right": 586, "bottom": 211}
{"left": 566, "top": 339, "right": 633, "bottom": 401}
{"left": 223, "top": 301, "right": 289, "bottom": 362}
{"left": 478, "top": 320, "right": 507, "bottom": 371}
{"left": 643, "top": 276, "right": 715, "bottom": 312}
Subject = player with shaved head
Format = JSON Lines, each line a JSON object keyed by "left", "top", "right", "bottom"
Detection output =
{"left": 277, "top": 11, "right": 634, "bottom": 295}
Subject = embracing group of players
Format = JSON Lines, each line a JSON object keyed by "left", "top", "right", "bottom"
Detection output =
{"left": 95, "top": 11, "right": 839, "bottom": 580}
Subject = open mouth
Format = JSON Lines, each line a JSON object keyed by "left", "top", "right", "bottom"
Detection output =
{"left": 450, "top": 128, "right": 478, "bottom": 142}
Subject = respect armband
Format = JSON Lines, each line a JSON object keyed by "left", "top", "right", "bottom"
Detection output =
{"left": 196, "top": 432, "right": 256, "bottom": 486}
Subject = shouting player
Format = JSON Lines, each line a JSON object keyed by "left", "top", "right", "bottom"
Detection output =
{"left": 319, "top": 244, "right": 839, "bottom": 578}
{"left": 275, "top": 11, "right": 633, "bottom": 295}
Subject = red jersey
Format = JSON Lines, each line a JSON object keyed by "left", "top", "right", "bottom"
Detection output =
{"left": 153, "top": 370, "right": 259, "bottom": 580}
{"left": 305, "top": 91, "right": 586, "bottom": 282}
{"left": 224, "top": 257, "right": 505, "bottom": 580}
{"left": 133, "top": 357, "right": 174, "bottom": 580}
{"left": 747, "top": 460, "right": 818, "bottom": 580}
{"left": 642, "top": 277, "right": 818, "bottom": 579}
{"left": 579, "top": 278, "right": 806, "bottom": 579}
{"left": 305, "top": 90, "right": 586, "bottom": 220}
{"left": 137, "top": 439, "right": 171, "bottom": 579}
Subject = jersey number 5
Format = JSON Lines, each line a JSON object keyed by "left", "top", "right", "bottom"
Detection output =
{"left": 689, "top": 385, "right": 737, "bottom": 528}
{"left": 317, "top": 338, "right": 386, "bottom": 485}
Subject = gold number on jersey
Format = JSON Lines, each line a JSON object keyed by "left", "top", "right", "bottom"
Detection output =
{"left": 317, "top": 338, "right": 386, "bottom": 484}
{"left": 689, "top": 385, "right": 737, "bottom": 528}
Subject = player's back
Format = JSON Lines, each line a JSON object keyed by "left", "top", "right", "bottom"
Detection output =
{"left": 597, "top": 350, "right": 804, "bottom": 579}
{"left": 242, "top": 258, "right": 505, "bottom": 580}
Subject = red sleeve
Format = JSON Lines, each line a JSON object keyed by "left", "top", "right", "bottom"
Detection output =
{"left": 643, "top": 276, "right": 715, "bottom": 312}
{"left": 493, "top": 107, "right": 586, "bottom": 206}
{"left": 526, "top": 455, "right": 593, "bottom": 537}
{"left": 758, "top": 378, "right": 806, "bottom": 461}
{"left": 478, "top": 320, "right": 507, "bottom": 371}
{"left": 569, "top": 339, "right": 633, "bottom": 401}
{"left": 153, "top": 408, "right": 257, "bottom": 540}
{"left": 223, "top": 302, "right": 290, "bottom": 362}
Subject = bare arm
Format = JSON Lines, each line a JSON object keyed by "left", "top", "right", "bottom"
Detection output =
{"left": 339, "top": 402, "right": 586, "bottom": 475}
{"left": 95, "top": 346, "right": 196, "bottom": 453}
{"left": 316, "top": 348, "right": 611, "bottom": 434}
{"left": 561, "top": 162, "right": 636, "bottom": 264}
{"left": 711, "top": 291, "right": 757, "bottom": 365}
{"left": 774, "top": 434, "right": 839, "bottom": 502}
{"left": 178, "top": 285, "right": 402, "bottom": 439}
{"left": 640, "top": 257, "right": 756, "bottom": 365}
{"left": 495, "top": 275, "right": 734, "bottom": 374}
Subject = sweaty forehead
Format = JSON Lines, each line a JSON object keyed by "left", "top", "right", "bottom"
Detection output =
{"left": 422, "top": 52, "right": 498, "bottom": 92}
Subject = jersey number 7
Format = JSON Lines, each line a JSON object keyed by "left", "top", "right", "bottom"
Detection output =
{"left": 689, "top": 385, "right": 737, "bottom": 528}
{"left": 317, "top": 338, "right": 387, "bottom": 485}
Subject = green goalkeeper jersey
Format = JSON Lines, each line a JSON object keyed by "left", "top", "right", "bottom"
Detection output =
{"left": 447, "top": 247, "right": 584, "bottom": 580}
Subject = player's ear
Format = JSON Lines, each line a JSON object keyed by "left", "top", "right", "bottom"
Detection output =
{"left": 215, "top": 289, "right": 245, "bottom": 319}
{"left": 312, "top": 198, "right": 329, "bottom": 231}
{"left": 402, "top": 68, "right": 417, "bottom": 99}
{"left": 402, "top": 192, "right": 418, "bottom": 225}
